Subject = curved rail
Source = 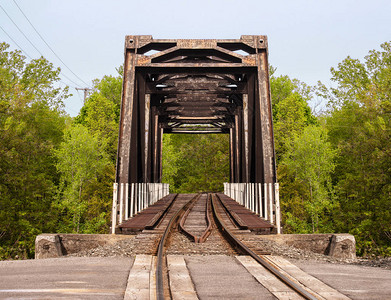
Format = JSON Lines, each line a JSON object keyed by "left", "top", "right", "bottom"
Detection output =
{"left": 156, "top": 194, "right": 200, "bottom": 300}
{"left": 178, "top": 193, "right": 212, "bottom": 243}
{"left": 211, "top": 194, "right": 319, "bottom": 300}
{"left": 198, "top": 193, "right": 213, "bottom": 243}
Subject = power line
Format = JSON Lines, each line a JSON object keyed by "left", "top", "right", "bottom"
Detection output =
{"left": 0, "top": 23, "right": 32, "bottom": 59}
{"left": 1, "top": 26, "right": 84, "bottom": 116}
{"left": 0, "top": 22, "right": 82, "bottom": 88}
{"left": 12, "top": 0, "right": 91, "bottom": 88}
{"left": 0, "top": 25, "right": 79, "bottom": 89}
{"left": 0, "top": 2, "right": 87, "bottom": 88}
{"left": 0, "top": 3, "right": 45, "bottom": 58}
{"left": 76, "top": 89, "right": 83, "bottom": 103}
{"left": 0, "top": 3, "right": 82, "bottom": 88}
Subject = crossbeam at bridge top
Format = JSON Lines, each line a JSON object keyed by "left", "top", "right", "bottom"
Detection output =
{"left": 116, "top": 35, "right": 277, "bottom": 185}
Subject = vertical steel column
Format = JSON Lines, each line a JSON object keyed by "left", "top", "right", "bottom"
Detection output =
{"left": 152, "top": 111, "right": 160, "bottom": 182}
{"left": 116, "top": 37, "right": 137, "bottom": 186}
{"left": 246, "top": 73, "right": 256, "bottom": 182}
{"left": 128, "top": 73, "right": 142, "bottom": 184}
{"left": 229, "top": 128, "right": 234, "bottom": 183}
{"left": 243, "top": 94, "right": 249, "bottom": 183}
{"left": 234, "top": 115, "right": 240, "bottom": 182}
{"left": 144, "top": 94, "right": 151, "bottom": 182}
{"left": 138, "top": 73, "right": 147, "bottom": 183}
{"left": 159, "top": 128, "right": 164, "bottom": 181}
{"left": 255, "top": 37, "right": 276, "bottom": 185}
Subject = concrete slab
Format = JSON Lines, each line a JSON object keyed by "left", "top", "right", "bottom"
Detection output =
{"left": 150, "top": 256, "right": 157, "bottom": 300}
{"left": 0, "top": 257, "right": 133, "bottom": 299}
{"left": 185, "top": 255, "right": 275, "bottom": 300}
{"left": 293, "top": 259, "right": 391, "bottom": 300}
{"left": 265, "top": 256, "right": 350, "bottom": 299}
{"left": 236, "top": 255, "right": 303, "bottom": 299}
{"left": 124, "top": 255, "right": 153, "bottom": 300}
{"left": 167, "top": 255, "right": 198, "bottom": 300}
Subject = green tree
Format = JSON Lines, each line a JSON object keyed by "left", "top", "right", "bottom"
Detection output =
{"left": 76, "top": 71, "right": 122, "bottom": 161}
{"left": 162, "top": 134, "right": 229, "bottom": 193}
{"left": 54, "top": 124, "right": 110, "bottom": 233}
{"left": 281, "top": 125, "right": 337, "bottom": 233}
{"left": 270, "top": 70, "right": 316, "bottom": 162}
{"left": 318, "top": 41, "right": 391, "bottom": 255}
{"left": 0, "top": 43, "right": 68, "bottom": 259}
{"left": 161, "top": 134, "right": 180, "bottom": 185}
{"left": 269, "top": 70, "right": 319, "bottom": 234}
{"left": 53, "top": 70, "right": 123, "bottom": 234}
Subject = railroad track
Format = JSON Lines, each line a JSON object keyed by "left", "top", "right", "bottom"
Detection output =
{"left": 155, "top": 194, "right": 200, "bottom": 299}
{"left": 178, "top": 193, "right": 212, "bottom": 243}
{"left": 145, "top": 193, "right": 352, "bottom": 300}
{"left": 210, "top": 194, "right": 319, "bottom": 300}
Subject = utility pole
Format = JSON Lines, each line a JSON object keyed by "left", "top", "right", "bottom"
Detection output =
{"left": 75, "top": 87, "right": 92, "bottom": 103}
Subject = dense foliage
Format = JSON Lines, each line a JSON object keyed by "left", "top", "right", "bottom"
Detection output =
{"left": 162, "top": 134, "right": 229, "bottom": 193}
{"left": 0, "top": 43, "right": 122, "bottom": 259}
{"left": 59, "top": 70, "right": 123, "bottom": 234}
{"left": 0, "top": 43, "right": 68, "bottom": 259}
{"left": 1, "top": 40, "right": 390, "bottom": 259}
{"left": 318, "top": 42, "right": 391, "bottom": 256}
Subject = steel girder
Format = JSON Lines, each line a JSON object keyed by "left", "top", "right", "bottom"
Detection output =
{"left": 116, "top": 35, "right": 276, "bottom": 185}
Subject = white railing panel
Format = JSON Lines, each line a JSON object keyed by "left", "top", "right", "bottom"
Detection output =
{"left": 112, "top": 182, "right": 170, "bottom": 231}
{"left": 223, "top": 182, "right": 281, "bottom": 234}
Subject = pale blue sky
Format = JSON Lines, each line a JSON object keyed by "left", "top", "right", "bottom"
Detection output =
{"left": 1, "top": 0, "right": 390, "bottom": 116}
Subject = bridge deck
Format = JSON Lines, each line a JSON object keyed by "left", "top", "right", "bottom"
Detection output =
{"left": 118, "top": 194, "right": 176, "bottom": 233}
{"left": 118, "top": 193, "right": 274, "bottom": 234}
{"left": 217, "top": 193, "right": 274, "bottom": 233}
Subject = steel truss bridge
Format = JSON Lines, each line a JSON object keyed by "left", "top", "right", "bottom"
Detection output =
{"left": 113, "top": 35, "right": 279, "bottom": 232}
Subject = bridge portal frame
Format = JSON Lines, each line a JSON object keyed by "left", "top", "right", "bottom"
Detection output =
{"left": 116, "top": 35, "right": 276, "bottom": 187}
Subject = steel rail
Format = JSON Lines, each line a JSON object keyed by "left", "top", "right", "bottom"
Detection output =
{"left": 211, "top": 194, "right": 319, "bottom": 300}
{"left": 215, "top": 193, "right": 248, "bottom": 229}
{"left": 198, "top": 193, "right": 213, "bottom": 243}
{"left": 145, "top": 193, "right": 179, "bottom": 229}
{"left": 178, "top": 193, "right": 212, "bottom": 243}
{"left": 156, "top": 194, "right": 201, "bottom": 300}
{"left": 178, "top": 196, "right": 199, "bottom": 242}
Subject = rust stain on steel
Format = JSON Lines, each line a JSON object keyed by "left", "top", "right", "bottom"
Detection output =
{"left": 178, "top": 39, "right": 217, "bottom": 49}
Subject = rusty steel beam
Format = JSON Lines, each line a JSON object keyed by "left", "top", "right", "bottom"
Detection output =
{"left": 116, "top": 35, "right": 276, "bottom": 188}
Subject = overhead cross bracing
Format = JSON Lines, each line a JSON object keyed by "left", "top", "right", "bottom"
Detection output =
{"left": 148, "top": 74, "right": 240, "bottom": 133}
{"left": 116, "top": 35, "right": 276, "bottom": 184}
